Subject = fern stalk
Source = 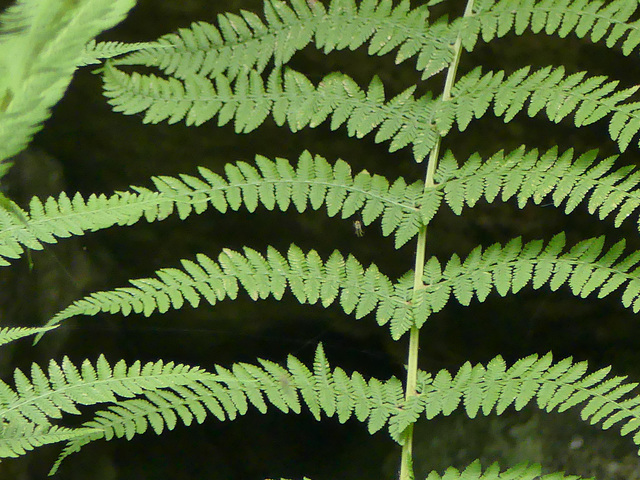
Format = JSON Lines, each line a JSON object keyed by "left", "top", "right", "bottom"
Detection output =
{"left": 399, "top": 0, "right": 475, "bottom": 478}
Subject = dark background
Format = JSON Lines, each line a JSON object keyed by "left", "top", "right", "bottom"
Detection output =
{"left": 2, "top": 0, "right": 640, "bottom": 478}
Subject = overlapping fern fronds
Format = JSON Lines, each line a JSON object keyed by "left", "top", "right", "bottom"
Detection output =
{"left": 0, "top": 0, "right": 137, "bottom": 168}
{"left": 5, "top": 0, "right": 640, "bottom": 475}
{"left": 0, "top": 353, "right": 217, "bottom": 462}
{"left": 0, "top": 354, "right": 213, "bottom": 427}
{"left": 43, "top": 345, "right": 640, "bottom": 472}
{"left": 101, "top": 63, "right": 640, "bottom": 157}
{"left": 0, "top": 151, "right": 424, "bottom": 267}
{"left": 0, "top": 422, "right": 96, "bottom": 459}
{"left": 45, "top": 344, "right": 407, "bottom": 473}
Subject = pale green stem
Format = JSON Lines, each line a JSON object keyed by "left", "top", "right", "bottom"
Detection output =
{"left": 398, "top": 1, "right": 475, "bottom": 479}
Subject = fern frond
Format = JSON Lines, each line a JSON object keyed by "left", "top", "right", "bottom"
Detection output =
{"left": 102, "top": 64, "right": 442, "bottom": 159}
{"left": 266, "top": 478, "right": 312, "bottom": 480}
{"left": 0, "top": 151, "right": 425, "bottom": 268}
{"left": 0, "top": 354, "right": 213, "bottom": 427}
{"left": 50, "top": 344, "right": 407, "bottom": 472}
{"left": 102, "top": 62, "right": 640, "bottom": 158}
{"left": 0, "top": 0, "right": 136, "bottom": 167}
{"left": 114, "top": 0, "right": 454, "bottom": 81}
{"left": 42, "top": 233, "right": 640, "bottom": 340}
{"left": 0, "top": 420, "right": 96, "bottom": 459}
{"left": 109, "top": 0, "right": 640, "bottom": 86}
{"left": 78, "top": 40, "right": 171, "bottom": 67}
{"left": 462, "top": 0, "right": 640, "bottom": 56}
{"left": 0, "top": 325, "right": 57, "bottom": 347}
{"left": 49, "top": 346, "right": 640, "bottom": 472}
{"left": 390, "top": 353, "right": 640, "bottom": 455}
{"left": 430, "top": 146, "right": 640, "bottom": 231}
{"left": 268, "top": 457, "right": 592, "bottom": 479}
{"left": 41, "top": 245, "right": 412, "bottom": 339}
{"left": 421, "top": 460, "right": 589, "bottom": 480}
{"left": 439, "top": 65, "right": 640, "bottom": 151}
{"left": 411, "top": 233, "right": 640, "bottom": 332}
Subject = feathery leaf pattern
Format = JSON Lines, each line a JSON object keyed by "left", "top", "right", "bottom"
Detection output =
{"left": 101, "top": 63, "right": 640, "bottom": 157}
{"left": 0, "top": 326, "right": 57, "bottom": 347}
{"left": 464, "top": 0, "right": 640, "bottom": 56}
{"left": 41, "top": 245, "right": 412, "bottom": 339}
{"left": 113, "top": 0, "right": 453, "bottom": 81}
{"left": 35, "top": 346, "right": 640, "bottom": 471}
{"left": 5, "top": 0, "right": 640, "bottom": 475}
{"left": 0, "top": 151, "right": 423, "bottom": 268}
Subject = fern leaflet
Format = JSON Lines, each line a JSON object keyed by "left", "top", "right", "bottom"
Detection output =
{"left": 391, "top": 352, "right": 640, "bottom": 455}
{"left": 101, "top": 64, "right": 443, "bottom": 160}
{"left": 108, "top": 0, "right": 640, "bottom": 90}
{"left": 39, "top": 232, "right": 640, "bottom": 340}
{"left": 113, "top": 0, "right": 454, "bottom": 81}
{"left": 0, "top": 151, "right": 424, "bottom": 267}
{"left": 411, "top": 233, "right": 640, "bottom": 332}
{"left": 462, "top": 0, "right": 640, "bottom": 56}
{"left": 41, "top": 245, "right": 411, "bottom": 339}
{"left": 422, "top": 460, "right": 589, "bottom": 480}
{"left": 441, "top": 65, "right": 640, "bottom": 151}
{"left": 44, "top": 346, "right": 640, "bottom": 472}
{"left": 78, "top": 40, "right": 171, "bottom": 67}
{"left": 429, "top": 146, "right": 640, "bottom": 232}
{"left": 0, "top": 0, "right": 136, "bottom": 166}
{"left": 102, "top": 63, "right": 640, "bottom": 158}
{"left": 0, "top": 326, "right": 57, "bottom": 347}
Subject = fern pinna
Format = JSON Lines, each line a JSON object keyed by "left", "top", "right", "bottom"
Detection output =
{"left": 4, "top": 0, "right": 640, "bottom": 478}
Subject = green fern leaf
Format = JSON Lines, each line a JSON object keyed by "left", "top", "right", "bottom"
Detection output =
{"left": 113, "top": 0, "right": 449, "bottom": 82}
{"left": 413, "top": 354, "right": 640, "bottom": 453}
{"left": 422, "top": 460, "right": 590, "bottom": 480}
{"left": 426, "top": 146, "right": 640, "bottom": 236}
{"left": 460, "top": 0, "right": 640, "bottom": 59}
{"left": 78, "top": 40, "right": 168, "bottom": 67}
{"left": 41, "top": 245, "right": 422, "bottom": 339}
{"left": 440, "top": 66, "right": 640, "bottom": 151}
{"left": 0, "top": 152, "right": 428, "bottom": 269}
{"left": 102, "top": 64, "right": 442, "bottom": 160}
{"left": 48, "top": 344, "right": 408, "bottom": 471}
{"left": 0, "top": 326, "right": 57, "bottom": 347}
{"left": 0, "top": 0, "right": 137, "bottom": 167}
{"left": 408, "top": 234, "right": 640, "bottom": 333}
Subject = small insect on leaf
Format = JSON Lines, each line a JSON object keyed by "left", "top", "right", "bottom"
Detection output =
{"left": 353, "top": 219, "right": 365, "bottom": 237}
